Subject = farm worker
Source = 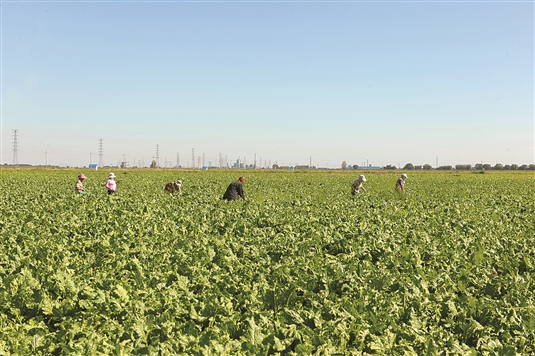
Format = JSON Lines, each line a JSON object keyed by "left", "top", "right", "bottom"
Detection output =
{"left": 164, "top": 179, "right": 182, "bottom": 193}
{"left": 106, "top": 173, "right": 117, "bottom": 195}
{"left": 75, "top": 174, "right": 87, "bottom": 194}
{"left": 351, "top": 175, "right": 367, "bottom": 195}
{"left": 396, "top": 173, "right": 407, "bottom": 191}
{"left": 222, "top": 176, "right": 246, "bottom": 201}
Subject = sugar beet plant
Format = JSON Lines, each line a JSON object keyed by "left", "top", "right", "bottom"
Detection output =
{"left": 0, "top": 169, "right": 534, "bottom": 355}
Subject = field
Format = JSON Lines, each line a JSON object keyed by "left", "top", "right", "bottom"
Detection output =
{"left": 0, "top": 168, "right": 534, "bottom": 355}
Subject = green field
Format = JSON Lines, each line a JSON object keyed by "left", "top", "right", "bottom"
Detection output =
{"left": 1, "top": 169, "right": 534, "bottom": 355}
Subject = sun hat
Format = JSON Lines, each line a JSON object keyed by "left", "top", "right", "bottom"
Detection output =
{"left": 177, "top": 180, "right": 182, "bottom": 185}
{"left": 401, "top": 173, "right": 407, "bottom": 179}
{"left": 359, "top": 175, "right": 366, "bottom": 181}
{"left": 108, "top": 173, "right": 116, "bottom": 179}
{"left": 78, "top": 174, "right": 87, "bottom": 179}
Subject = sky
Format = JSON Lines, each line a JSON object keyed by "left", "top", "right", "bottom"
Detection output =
{"left": 1, "top": 0, "right": 533, "bottom": 168}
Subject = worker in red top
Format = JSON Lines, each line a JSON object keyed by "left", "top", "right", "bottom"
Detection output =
{"left": 75, "top": 174, "right": 87, "bottom": 194}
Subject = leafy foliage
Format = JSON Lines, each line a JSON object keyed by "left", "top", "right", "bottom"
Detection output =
{"left": 0, "top": 169, "right": 534, "bottom": 354}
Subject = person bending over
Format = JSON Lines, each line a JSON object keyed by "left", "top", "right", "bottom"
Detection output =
{"left": 164, "top": 179, "right": 182, "bottom": 193}
{"left": 222, "top": 176, "right": 246, "bottom": 201}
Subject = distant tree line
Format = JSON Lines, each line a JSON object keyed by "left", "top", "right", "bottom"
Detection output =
{"left": 392, "top": 163, "right": 535, "bottom": 171}
{"left": 352, "top": 162, "right": 535, "bottom": 170}
{"left": 294, "top": 165, "right": 316, "bottom": 170}
{"left": 281, "top": 162, "right": 535, "bottom": 170}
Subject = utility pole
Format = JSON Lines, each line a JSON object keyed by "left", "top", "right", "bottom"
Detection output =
{"left": 90, "top": 152, "right": 92, "bottom": 165}
{"left": 254, "top": 153, "right": 257, "bottom": 169}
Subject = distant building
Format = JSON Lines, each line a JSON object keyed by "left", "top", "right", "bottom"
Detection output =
{"left": 88, "top": 164, "right": 98, "bottom": 171}
{"left": 357, "top": 165, "right": 383, "bottom": 170}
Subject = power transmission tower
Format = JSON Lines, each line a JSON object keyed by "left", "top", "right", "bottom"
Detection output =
{"left": 98, "top": 139, "right": 104, "bottom": 167}
{"left": 202, "top": 153, "right": 205, "bottom": 167}
{"left": 155, "top": 145, "right": 160, "bottom": 168}
{"left": 12, "top": 129, "right": 19, "bottom": 166}
{"left": 191, "top": 149, "right": 195, "bottom": 168}
{"left": 176, "top": 153, "right": 180, "bottom": 168}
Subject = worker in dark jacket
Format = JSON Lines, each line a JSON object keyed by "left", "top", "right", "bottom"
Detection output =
{"left": 222, "top": 176, "right": 246, "bottom": 201}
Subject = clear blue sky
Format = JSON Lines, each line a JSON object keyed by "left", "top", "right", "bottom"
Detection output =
{"left": 1, "top": 0, "right": 533, "bottom": 168}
